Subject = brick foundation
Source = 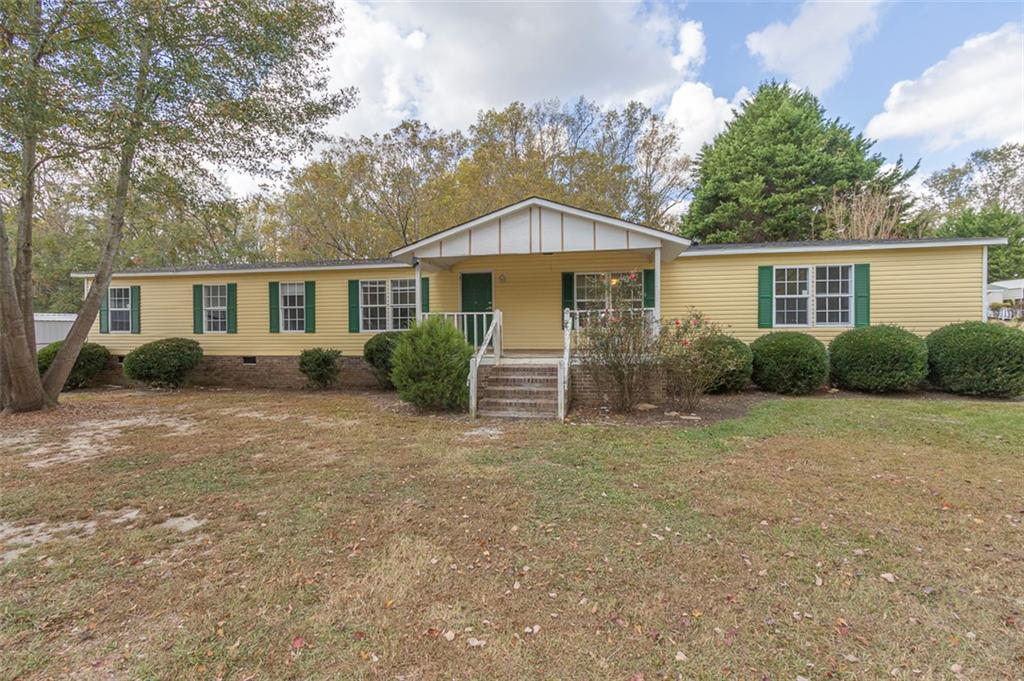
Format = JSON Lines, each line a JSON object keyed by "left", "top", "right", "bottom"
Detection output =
{"left": 95, "top": 354, "right": 378, "bottom": 390}
{"left": 570, "top": 365, "right": 666, "bottom": 407}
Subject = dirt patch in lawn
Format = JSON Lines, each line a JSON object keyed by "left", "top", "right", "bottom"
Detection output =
{"left": 570, "top": 389, "right": 771, "bottom": 426}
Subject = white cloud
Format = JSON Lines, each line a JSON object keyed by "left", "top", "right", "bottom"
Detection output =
{"left": 329, "top": 1, "right": 690, "bottom": 137}
{"left": 666, "top": 84, "right": 748, "bottom": 156}
{"left": 746, "top": 0, "right": 882, "bottom": 94}
{"left": 865, "top": 23, "right": 1024, "bottom": 150}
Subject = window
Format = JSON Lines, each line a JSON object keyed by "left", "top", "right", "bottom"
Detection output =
{"left": 280, "top": 282, "right": 305, "bottom": 332}
{"left": 574, "top": 272, "right": 644, "bottom": 312}
{"left": 773, "top": 265, "right": 853, "bottom": 327}
{"left": 815, "top": 265, "right": 852, "bottom": 325}
{"left": 203, "top": 284, "right": 227, "bottom": 333}
{"left": 108, "top": 287, "right": 131, "bottom": 332}
{"left": 361, "top": 278, "right": 416, "bottom": 331}
{"left": 774, "top": 267, "right": 809, "bottom": 326}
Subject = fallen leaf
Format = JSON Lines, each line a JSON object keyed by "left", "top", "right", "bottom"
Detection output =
{"left": 467, "top": 637, "right": 486, "bottom": 648}
{"left": 442, "top": 630, "right": 456, "bottom": 642}
{"left": 880, "top": 573, "right": 897, "bottom": 583}
{"left": 290, "top": 636, "right": 305, "bottom": 650}
{"left": 675, "top": 651, "right": 687, "bottom": 662}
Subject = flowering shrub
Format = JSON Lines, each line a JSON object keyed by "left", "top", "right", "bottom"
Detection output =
{"left": 575, "top": 273, "right": 659, "bottom": 412}
{"left": 660, "top": 310, "right": 745, "bottom": 411}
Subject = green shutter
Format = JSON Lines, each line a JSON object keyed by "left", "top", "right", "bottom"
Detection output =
{"left": 304, "top": 281, "right": 315, "bottom": 333}
{"left": 130, "top": 285, "right": 140, "bottom": 334}
{"left": 854, "top": 263, "right": 870, "bottom": 327}
{"left": 757, "top": 266, "right": 773, "bottom": 328}
{"left": 348, "top": 279, "right": 360, "bottom": 332}
{"left": 642, "top": 269, "right": 655, "bottom": 309}
{"left": 99, "top": 287, "right": 109, "bottom": 334}
{"left": 561, "top": 272, "right": 574, "bottom": 313}
{"left": 420, "top": 277, "right": 430, "bottom": 313}
{"left": 193, "top": 284, "right": 204, "bottom": 334}
{"left": 269, "top": 281, "right": 280, "bottom": 333}
{"left": 227, "top": 283, "right": 237, "bottom": 334}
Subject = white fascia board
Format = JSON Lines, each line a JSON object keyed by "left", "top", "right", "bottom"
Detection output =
{"left": 679, "top": 237, "right": 1008, "bottom": 257}
{"left": 69, "top": 262, "right": 410, "bottom": 279}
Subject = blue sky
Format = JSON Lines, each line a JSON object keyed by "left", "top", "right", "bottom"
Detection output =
{"left": 229, "top": 1, "right": 1024, "bottom": 195}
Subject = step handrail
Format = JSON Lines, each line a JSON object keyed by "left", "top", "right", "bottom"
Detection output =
{"left": 468, "top": 310, "right": 501, "bottom": 418}
{"left": 558, "top": 307, "right": 572, "bottom": 420}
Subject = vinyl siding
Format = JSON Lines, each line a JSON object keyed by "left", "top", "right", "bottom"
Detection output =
{"left": 661, "top": 245, "right": 984, "bottom": 343}
{"left": 87, "top": 267, "right": 418, "bottom": 356}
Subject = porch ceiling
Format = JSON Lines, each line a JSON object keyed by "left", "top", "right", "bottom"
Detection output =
{"left": 391, "top": 197, "right": 689, "bottom": 267}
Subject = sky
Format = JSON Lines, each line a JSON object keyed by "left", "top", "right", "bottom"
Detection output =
{"left": 228, "top": 0, "right": 1024, "bottom": 196}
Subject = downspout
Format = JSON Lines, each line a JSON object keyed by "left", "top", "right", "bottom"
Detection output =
{"left": 982, "top": 246, "right": 988, "bottom": 321}
{"left": 414, "top": 258, "right": 422, "bottom": 322}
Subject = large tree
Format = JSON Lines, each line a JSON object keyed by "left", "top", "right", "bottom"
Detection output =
{"left": 924, "top": 143, "right": 1023, "bottom": 215}
{"left": 682, "top": 81, "right": 913, "bottom": 243}
{"left": 0, "top": 0, "right": 352, "bottom": 412}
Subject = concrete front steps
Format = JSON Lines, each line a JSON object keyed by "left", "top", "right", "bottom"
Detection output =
{"left": 477, "top": 364, "right": 559, "bottom": 419}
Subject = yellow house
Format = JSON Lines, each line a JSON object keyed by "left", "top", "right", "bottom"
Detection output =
{"left": 76, "top": 197, "right": 1006, "bottom": 418}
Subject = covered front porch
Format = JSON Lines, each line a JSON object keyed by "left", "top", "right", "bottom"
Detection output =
{"left": 390, "top": 197, "right": 690, "bottom": 418}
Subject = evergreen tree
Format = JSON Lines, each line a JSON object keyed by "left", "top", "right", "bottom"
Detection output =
{"left": 682, "top": 81, "right": 913, "bottom": 243}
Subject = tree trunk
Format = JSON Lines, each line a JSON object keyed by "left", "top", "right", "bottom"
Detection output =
{"left": 0, "top": 203, "right": 47, "bottom": 413}
{"left": 42, "top": 32, "right": 152, "bottom": 400}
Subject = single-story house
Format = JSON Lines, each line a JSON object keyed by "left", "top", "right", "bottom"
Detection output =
{"left": 74, "top": 197, "right": 1006, "bottom": 418}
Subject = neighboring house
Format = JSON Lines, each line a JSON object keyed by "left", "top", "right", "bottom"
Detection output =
{"left": 33, "top": 313, "right": 77, "bottom": 350}
{"left": 74, "top": 197, "right": 1006, "bottom": 418}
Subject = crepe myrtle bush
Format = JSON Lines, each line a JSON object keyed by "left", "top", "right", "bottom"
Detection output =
{"left": 660, "top": 311, "right": 748, "bottom": 411}
{"left": 750, "top": 331, "right": 829, "bottom": 395}
{"left": 829, "top": 325, "right": 928, "bottom": 393}
{"left": 123, "top": 338, "right": 203, "bottom": 388}
{"left": 926, "top": 321, "right": 1024, "bottom": 397}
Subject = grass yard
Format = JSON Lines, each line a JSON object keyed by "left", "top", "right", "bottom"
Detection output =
{"left": 1, "top": 388, "right": 1022, "bottom": 680}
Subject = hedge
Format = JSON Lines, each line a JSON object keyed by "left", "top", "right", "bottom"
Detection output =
{"left": 36, "top": 341, "right": 111, "bottom": 390}
{"left": 926, "top": 321, "right": 1024, "bottom": 397}
{"left": 750, "top": 331, "right": 828, "bottom": 395}
{"left": 829, "top": 325, "right": 928, "bottom": 393}
{"left": 123, "top": 337, "right": 203, "bottom": 388}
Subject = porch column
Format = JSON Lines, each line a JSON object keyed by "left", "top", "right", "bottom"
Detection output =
{"left": 653, "top": 246, "right": 662, "bottom": 325}
{"left": 414, "top": 259, "right": 423, "bottom": 322}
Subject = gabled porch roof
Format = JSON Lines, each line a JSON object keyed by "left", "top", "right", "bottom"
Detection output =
{"left": 390, "top": 197, "right": 690, "bottom": 269}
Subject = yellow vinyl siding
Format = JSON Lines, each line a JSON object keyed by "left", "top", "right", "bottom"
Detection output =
{"left": 87, "top": 267, "right": 416, "bottom": 356}
{"left": 429, "top": 251, "right": 653, "bottom": 350}
{"left": 661, "top": 245, "right": 984, "bottom": 343}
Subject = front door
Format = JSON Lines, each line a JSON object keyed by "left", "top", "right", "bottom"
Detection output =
{"left": 461, "top": 272, "right": 493, "bottom": 347}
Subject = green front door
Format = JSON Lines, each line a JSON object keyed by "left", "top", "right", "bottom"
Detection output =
{"left": 461, "top": 272, "right": 493, "bottom": 348}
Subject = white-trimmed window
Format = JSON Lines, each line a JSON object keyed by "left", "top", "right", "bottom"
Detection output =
{"left": 815, "top": 265, "right": 852, "bottom": 325}
{"left": 361, "top": 278, "right": 416, "bottom": 331}
{"left": 203, "top": 284, "right": 228, "bottom": 333}
{"left": 280, "top": 282, "right": 305, "bottom": 332}
{"left": 773, "top": 265, "right": 853, "bottom": 327}
{"left": 574, "top": 272, "right": 644, "bottom": 311}
{"left": 108, "top": 286, "right": 131, "bottom": 332}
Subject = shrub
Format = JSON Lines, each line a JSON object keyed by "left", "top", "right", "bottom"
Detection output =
{"left": 750, "top": 332, "right": 828, "bottom": 395}
{"left": 363, "top": 331, "right": 404, "bottom": 388}
{"left": 123, "top": 337, "right": 203, "bottom": 388}
{"left": 391, "top": 317, "right": 473, "bottom": 411}
{"left": 299, "top": 347, "right": 344, "bottom": 389}
{"left": 36, "top": 341, "right": 112, "bottom": 390}
{"left": 829, "top": 325, "right": 927, "bottom": 393}
{"left": 926, "top": 321, "right": 1024, "bottom": 397}
{"left": 704, "top": 334, "right": 753, "bottom": 394}
{"left": 660, "top": 311, "right": 747, "bottom": 411}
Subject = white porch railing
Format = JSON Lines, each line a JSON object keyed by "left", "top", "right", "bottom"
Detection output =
{"left": 422, "top": 311, "right": 503, "bottom": 357}
{"left": 564, "top": 307, "right": 658, "bottom": 331}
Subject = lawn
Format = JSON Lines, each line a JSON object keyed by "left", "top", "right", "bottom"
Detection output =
{"left": 1, "top": 388, "right": 1022, "bottom": 680}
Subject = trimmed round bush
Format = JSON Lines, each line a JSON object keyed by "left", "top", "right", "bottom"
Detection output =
{"left": 37, "top": 341, "right": 111, "bottom": 390}
{"left": 704, "top": 334, "right": 753, "bottom": 393}
{"left": 391, "top": 317, "right": 473, "bottom": 411}
{"left": 926, "top": 321, "right": 1024, "bottom": 397}
{"left": 363, "top": 331, "right": 404, "bottom": 389}
{"left": 829, "top": 325, "right": 928, "bottom": 393}
{"left": 750, "top": 331, "right": 829, "bottom": 395}
{"left": 123, "top": 337, "right": 203, "bottom": 388}
{"left": 299, "top": 347, "right": 343, "bottom": 389}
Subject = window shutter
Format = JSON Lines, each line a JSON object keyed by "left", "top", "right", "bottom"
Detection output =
{"left": 348, "top": 279, "right": 360, "bottom": 332}
{"left": 99, "top": 288, "right": 109, "bottom": 334}
{"left": 854, "top": 263, "right": 870, "bottom": 327}
{"left": 227, "top": 283, "right": 237, "bottom": 334}
{"left": 642, "top": 269, "right": 655, "bottom": 308}
{"left": 130, "top": 285, "right": 141, "bottom": 334}
{"left": 420, "top": 277, "right": 430, "bottom": 313}
{"left": 757, "top": 266, "right": 773, "bottom": 328}
{"left": 193, "top": 284, "right": 204, "bottom": 334}
{"left": 561, "top": 272, "right": 574, "bottom": 313}
{"left": 268, "top": 282, "right": 280, "bottom": 333}
{"left": 304, "top": 281, "right": 316, "bottom": 333}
